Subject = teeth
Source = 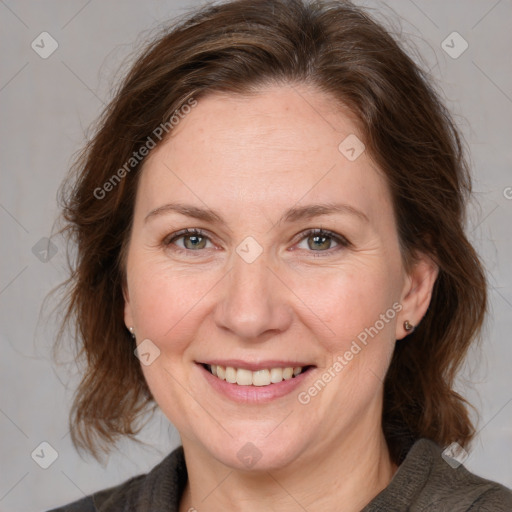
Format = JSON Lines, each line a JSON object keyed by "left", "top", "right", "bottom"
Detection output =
{"left": 252, "top": 369, "right": 270, "bottom": 387}
{"left": 270, "top": 368, "right": 283, "bottom": 383}
{"left": 282, "top": 367, "right": 294, "bottom": 380}
{"left": 225, "top": 366, "right": 237, "bottom": 383}
{"left": 236, "top": 368, "right": 253, "bottom": 386}
{"left": 208, "top": 364, "right": 305, "bottom": 386}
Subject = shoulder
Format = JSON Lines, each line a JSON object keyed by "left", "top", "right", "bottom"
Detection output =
{"left": 45, "top": 473, "right": 146, "bottom": 512}
{"left": 46, "top": 445, "right": 187, "bottom": 512}
{"left": 420, "top": 438, "right": 512, "bottom": 511}
{"left": 364, "top": 438, "right": 512, "bottom": 511}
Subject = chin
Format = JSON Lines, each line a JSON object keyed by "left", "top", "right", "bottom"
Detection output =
{"left": 197, "top": 427, "right": 310, "bottom": 473}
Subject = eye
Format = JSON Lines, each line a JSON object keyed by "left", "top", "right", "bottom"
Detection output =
{"left": 295, "top": 228, "right": 350, "bottom": 254}
{"left": 164, "top": 228, "right": 214, "bottom": 251}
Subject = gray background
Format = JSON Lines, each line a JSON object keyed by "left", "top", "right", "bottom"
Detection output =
{"left": 0, "top": 0, "right": 511, "bottom": 510}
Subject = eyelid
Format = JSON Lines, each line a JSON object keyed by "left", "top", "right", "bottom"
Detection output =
{"left": 163, "top": 227, "right": 350, "bottom": 255}
{"left": 292, "top": 228, "right": 351, "bottom": 253}
{"left": 164, "top": 228, "right": 215, "bottom": 250}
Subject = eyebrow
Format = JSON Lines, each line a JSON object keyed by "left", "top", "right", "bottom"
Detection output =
{"left": 145, "top": 203, "right": 226, "bottom": 225}
{"left": 281, "top": 203, "right": 369, "bottom": 224}
{"left": 144, "top": 201, "right": 369, "bottom": 226}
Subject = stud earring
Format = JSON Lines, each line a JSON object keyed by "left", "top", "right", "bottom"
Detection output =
{"left": 403, "top": 320, "right": 415, "bottom": 333}
{"left": 128, "top": 326, "right": 136, "bottom": 339}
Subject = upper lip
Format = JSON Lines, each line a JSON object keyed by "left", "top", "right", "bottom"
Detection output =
{"left": 198, "top": 359, "right": 315, "bottom": 371}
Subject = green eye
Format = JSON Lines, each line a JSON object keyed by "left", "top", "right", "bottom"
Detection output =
{"left": 308, "top": 233, "right": 334, "bottom": 250}
{"left": 165, "top": 228, "right": 212, "bottom": 251}
{"left": 182, "top": 233, "right": 207, "bottom": 250}
{"left": 296, "top": 229, "right": 349, "bottom": 253}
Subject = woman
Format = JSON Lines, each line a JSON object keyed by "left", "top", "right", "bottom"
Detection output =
{"left": 50, "top": 0, "right": 512, "bottom": 510}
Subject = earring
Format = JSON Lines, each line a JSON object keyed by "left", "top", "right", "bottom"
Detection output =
{"left": 128, "top": 326, "right": 136, "bottom": 339}
{"left": 403, "top": 320, "right": 415, "bottom": 333}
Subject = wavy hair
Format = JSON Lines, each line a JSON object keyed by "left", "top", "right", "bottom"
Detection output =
{"left": 57, "top": 0, "right": 487, "bottom": 462}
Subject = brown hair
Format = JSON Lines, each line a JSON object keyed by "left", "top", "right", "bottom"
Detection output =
{"left": 58, "top": 0, "right": 487, "bottom": 463}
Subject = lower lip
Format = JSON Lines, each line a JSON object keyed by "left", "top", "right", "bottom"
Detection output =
{"left": 198, "top": 364, "right": 313, "bottom": 403}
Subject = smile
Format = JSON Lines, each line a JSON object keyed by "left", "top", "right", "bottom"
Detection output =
{"left": 198, "top": 361, "right": 315, "bottom": 402}
{"left": 204, "top": 364, "right": 311, "bottom": 386}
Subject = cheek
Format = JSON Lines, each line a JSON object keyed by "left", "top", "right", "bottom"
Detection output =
{"left": 127, "top": 259, "right": 211, "bottom": 348}
{"left": 291, "top": 261, "right": 400, "bottom": 357}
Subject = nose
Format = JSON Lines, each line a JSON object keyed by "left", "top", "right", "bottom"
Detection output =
{"left": 213, "top": 250, "right": 293, "bottom": 342}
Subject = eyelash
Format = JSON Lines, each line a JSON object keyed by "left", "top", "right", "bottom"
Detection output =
{"left": 294, "top": 228, "right": 351, "bottom": 255}
{"left": 163, "top": 229, "right": 212, "bottom": 253}
{"left": 163, "top": 228, "right": 350, "bottom": 256}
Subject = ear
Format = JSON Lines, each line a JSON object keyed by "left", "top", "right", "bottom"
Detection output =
{"left": 123, "top": 283, "right": 134, "bottom": 332}
{"left": 396, "top": 252, "right": 439, "bottom": 340}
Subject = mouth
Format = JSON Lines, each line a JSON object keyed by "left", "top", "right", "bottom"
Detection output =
{"left": 201, "top": 363, "right": 315, "bottom": 387}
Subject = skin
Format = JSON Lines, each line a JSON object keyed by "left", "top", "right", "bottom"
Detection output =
{"left": 124, "top": 84, "right": 438, "bottom": 511}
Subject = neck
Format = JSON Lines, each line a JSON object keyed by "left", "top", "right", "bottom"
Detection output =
{"left": 179, "top": 425, "right": 397, "bottom": 512}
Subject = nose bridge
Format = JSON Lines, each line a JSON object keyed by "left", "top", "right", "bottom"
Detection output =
{"left": 232, "top": 253, "right": 269, "bottom": 295}
{"left": 214, "top": 244, "right": 292, "bottom": 340}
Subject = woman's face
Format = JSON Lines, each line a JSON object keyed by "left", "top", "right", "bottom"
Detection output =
{"left": 124, "top": 84, "right": 435, "bottom": 470}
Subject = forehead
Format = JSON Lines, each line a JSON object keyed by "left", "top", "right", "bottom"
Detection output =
{"left": 136, "top": 84, "right": 393, "bottom": 228}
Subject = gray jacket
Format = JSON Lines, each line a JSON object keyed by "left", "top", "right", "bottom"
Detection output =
{"left": 47, "top": 438, "right": 512, "bottom": 511}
